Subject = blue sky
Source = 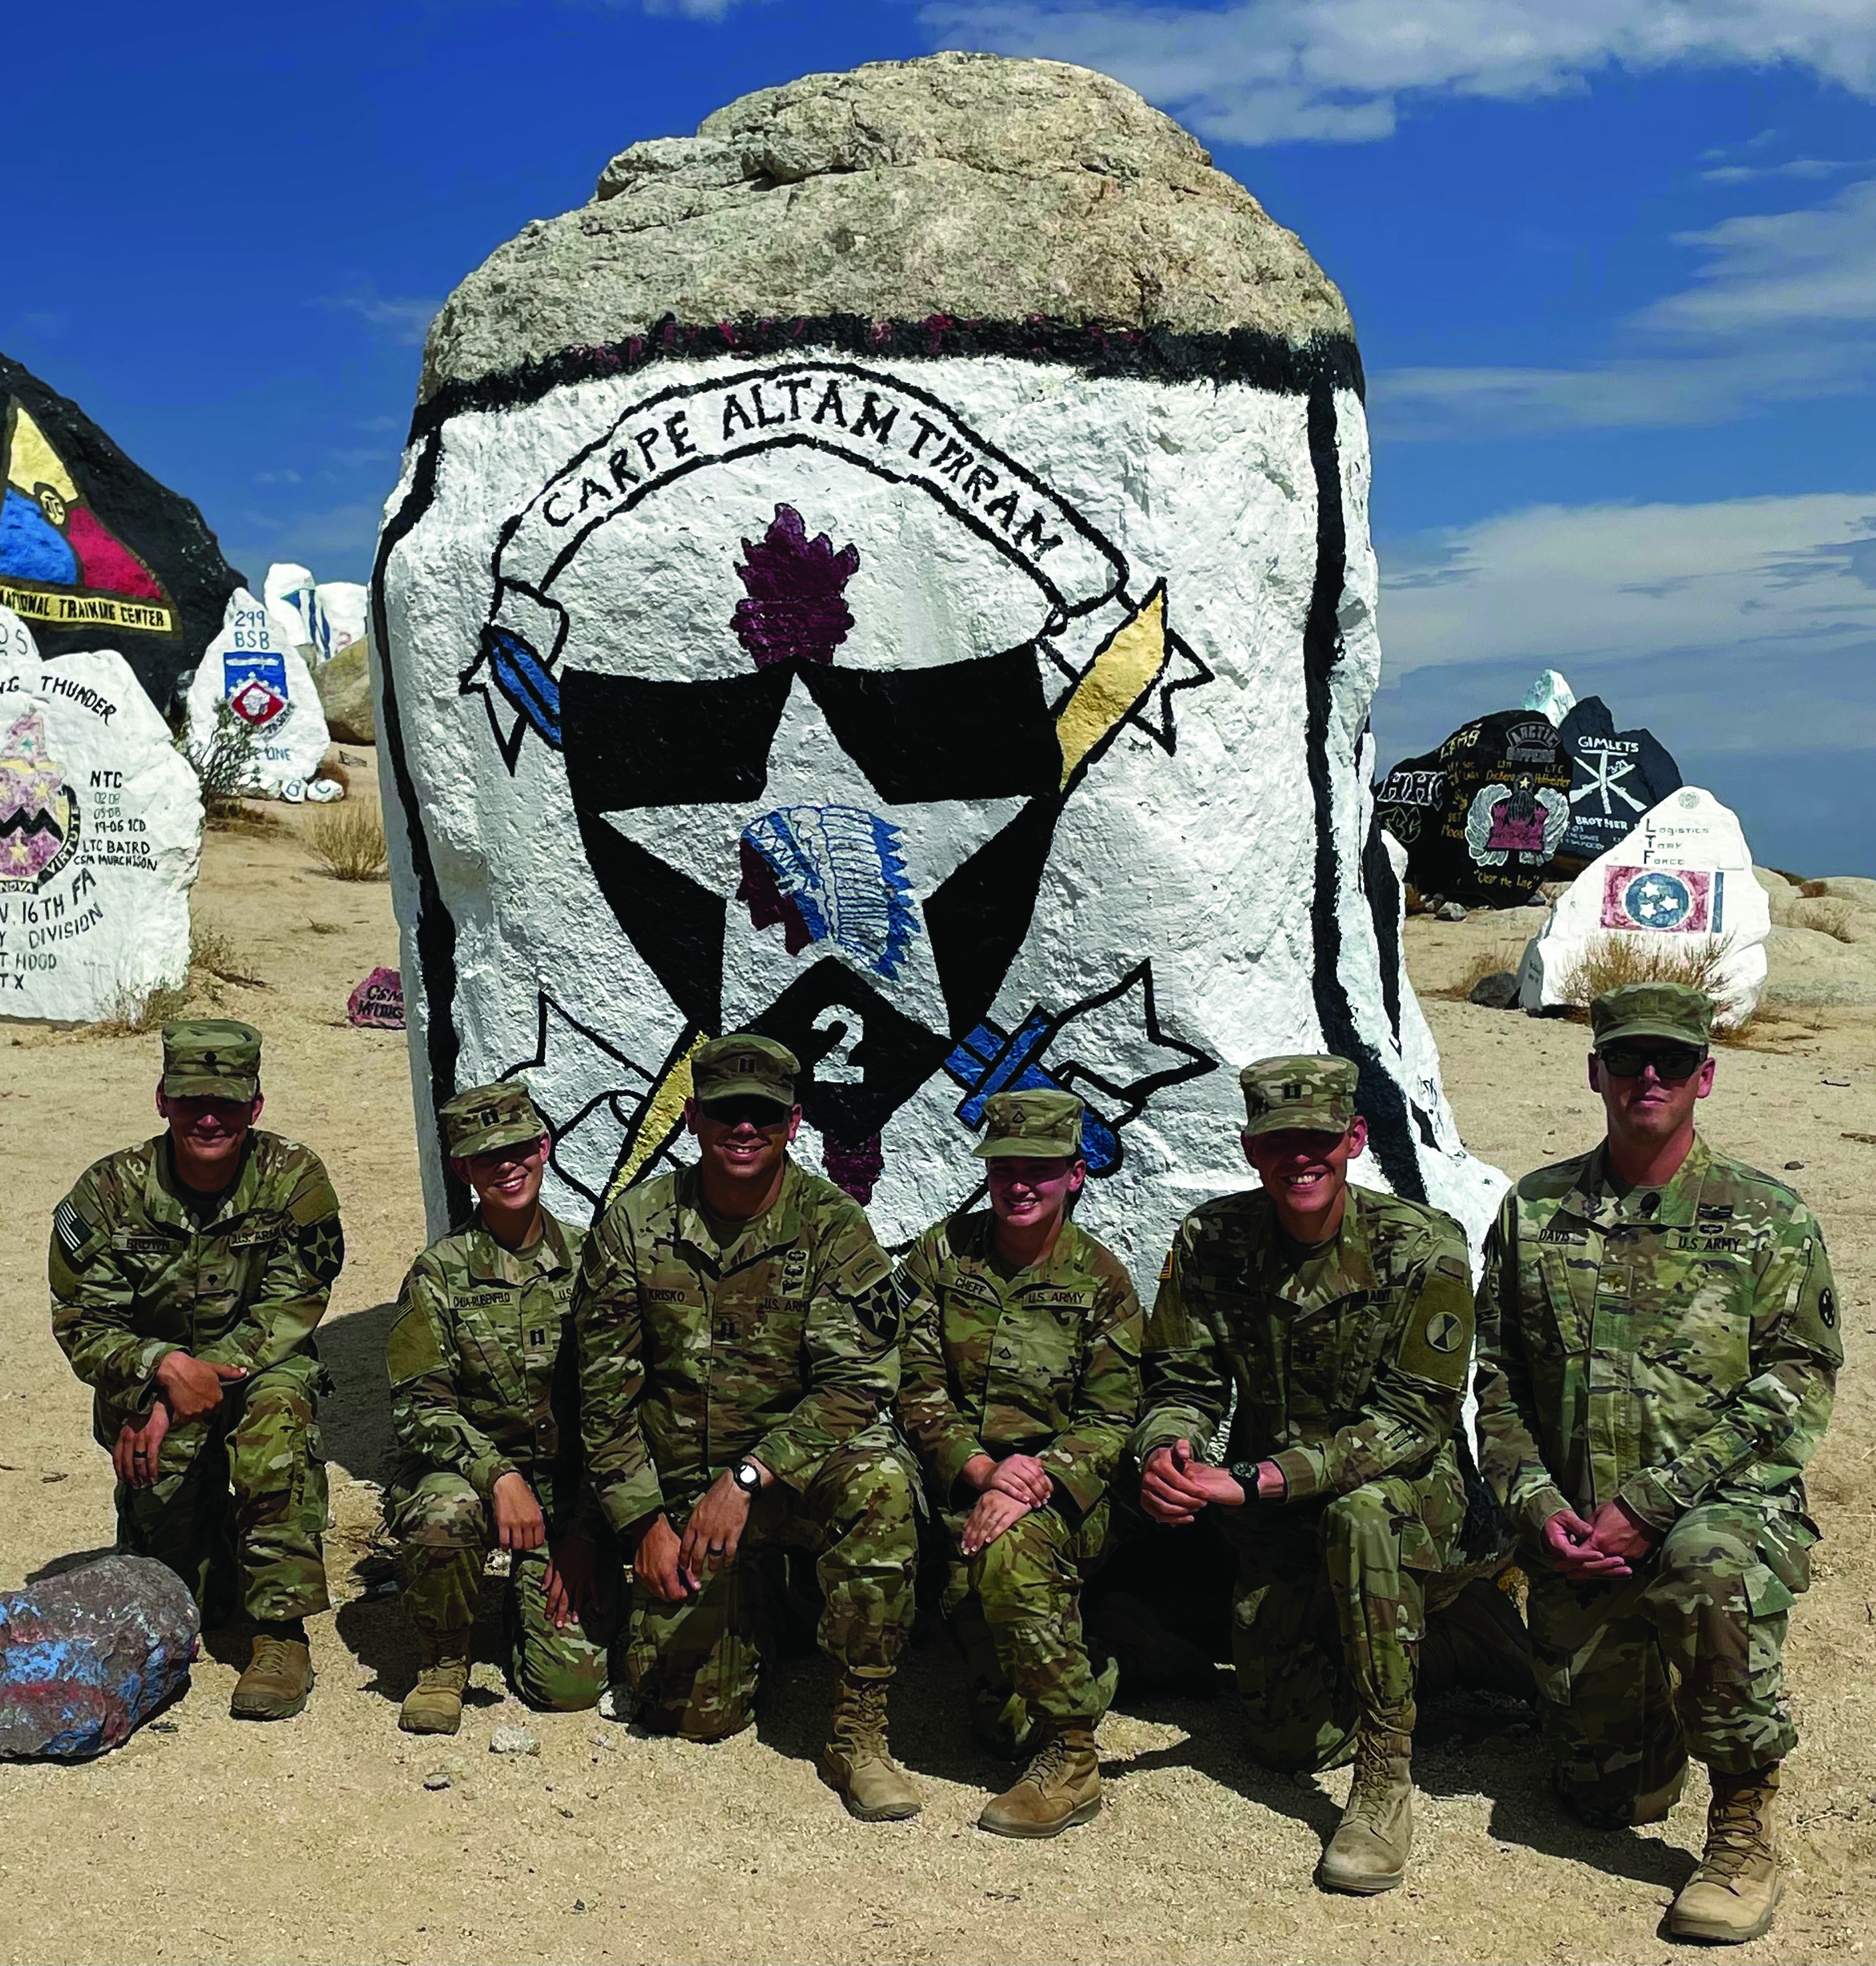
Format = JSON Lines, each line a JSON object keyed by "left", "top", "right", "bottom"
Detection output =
{"left": 10, "top": 0, "right": 1874, "bottom": 871}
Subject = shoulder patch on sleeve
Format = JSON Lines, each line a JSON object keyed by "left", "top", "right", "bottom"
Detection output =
{"left": 386, "top": 1304, "right": 448, "bottom": 1385}
{"left": 1434, "top": 1253, "right": 1470, "bottom": 1283}
{"left": 53, "top": 1199, "right": 93, "bottom": 1259}
{"left": 288, "top": 1172, "right": 341, "bottom": 1228}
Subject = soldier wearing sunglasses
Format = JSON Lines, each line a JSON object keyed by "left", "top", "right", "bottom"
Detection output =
{"left": 1476, "top": 983, "right": 1840, "bottom": 1945}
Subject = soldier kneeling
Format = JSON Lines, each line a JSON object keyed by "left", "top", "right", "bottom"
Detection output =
{"left": 896, "top": 1091, "right": 1141, "bottom": 1837}
{"left": 385, "top": 1084, "right": 617, "bottom": 1733}
{"left": 1135, "top": 1056, "right": 1474, "bottom": 1895}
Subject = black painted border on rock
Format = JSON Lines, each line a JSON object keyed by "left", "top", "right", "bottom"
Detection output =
{"left": 378, "top": 315, "right": 1410, "bottom": 1226}
{"left": 412, "top": 313, "right": 1364, "bottom": 437}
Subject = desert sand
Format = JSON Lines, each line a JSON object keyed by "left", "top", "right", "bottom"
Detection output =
{"left": 0, "top": 768, "right": 1871, "bottom": 1966}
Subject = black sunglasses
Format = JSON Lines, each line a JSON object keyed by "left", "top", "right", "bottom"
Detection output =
{"left": 698, "top": 1097, "right": 791, "bottom": 1130}
{"left": 1598, "top": 1043, "right": 1707, "bottom": 1082}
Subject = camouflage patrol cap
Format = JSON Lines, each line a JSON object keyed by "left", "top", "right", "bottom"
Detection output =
{"left": 1239, "top": 1054, "right": 1359, "bottom": 1138}
{"left": 972, "top": 1088, "right": 1084, "bottom": 1160}
{"left": 1591, "top": 982, "right": 1713, "bottom": 1050}
{"left": 160, "top": 1019, "right": 262, "bottom": 1101}
{"left": 692, "top": 1033, "right": 798, "bottom": 1110}
{"left": 439, "top": 1081, "right": 547, "bottom": 1158}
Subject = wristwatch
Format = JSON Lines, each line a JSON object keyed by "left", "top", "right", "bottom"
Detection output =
{"left": 1230, "top": 1460, "right": 1265, "bottom": 1498}
{"left": 731, "top": 1458, "right": 764, "bottom": 1497}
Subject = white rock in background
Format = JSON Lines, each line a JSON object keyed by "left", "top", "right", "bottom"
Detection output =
{"left": 1519, "top": 787, "right": 1771, "bottom": 1022}
{"left": 185, "top": 589, "right": 331, "bottom": 800}
{"left": 264, "top": 562, "right": 320, "bottom": 659}
{"left": 377, "top": 56, "right": 1506, "bottom": 1282}
{"left": 0, "top": 647, "right": 201, "bottom": 1022}
{"left": 1521, "top": 668, "right": 1578, "bottom": 727}
{"left": 0, "top": 603, "right": 36, "bottom": 667}
{"left": 314, "top": 580, "right": 369, "bottom": 663}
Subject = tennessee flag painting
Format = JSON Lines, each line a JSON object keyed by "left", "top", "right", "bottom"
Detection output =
{"left": 1600, "top": 865, "right": 1724, "bottom": 935}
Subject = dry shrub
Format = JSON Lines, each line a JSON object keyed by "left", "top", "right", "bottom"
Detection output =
{"left": 190, "top": 922, "right": 262, "bottom": 988}
{"left": 307, "top": 803, "right": 388, "bottom": 882}
{"left": 210, "top": 804, "right": 287, "bottom": 840}
{"left": 1435, "top": 941, "right": 1527, "bottom": 1001}
{"left": 1555, "top": 932, "right": 1754, "bottom": 1037}
{"left": 94, "top": 982, "right": 192, "bottom": 1037}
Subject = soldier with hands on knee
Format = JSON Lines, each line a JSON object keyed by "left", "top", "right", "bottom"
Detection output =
{"left": 385, "top": 1082, "right": 616, "bottom": 1735}
{"left": 1135, "top": 1055, "right": 1473, "bottom": 1895}
{"left": 895, "top": 1090, "right": 1141, "bottom": 1838}
{"left": 572, "top": 1035, "right": 920, "bottom": 1819}
{"left": 1476, "top": 983, "right": 1839, "bottom": 1946}
{"left": 48, "top": 1019, "right": 343, "bottom": 1721}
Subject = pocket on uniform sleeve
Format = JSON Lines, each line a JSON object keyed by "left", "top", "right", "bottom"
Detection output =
{"left": 1740, "top": 1561, "right": 1796, "bottom": 1621}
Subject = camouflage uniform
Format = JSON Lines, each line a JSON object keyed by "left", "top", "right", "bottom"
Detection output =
{"left": 1136, "top": 1060, "right": 1474, "bottom": 1774}
{"left": 897, "top": 1165, "right": 1141, "bottom": 1750}
{"left": 385, "top": 1194, "right": 617, "bottom": 1711}
{"left": 49, "top": 1024, "right": 342, "bottom": 1624}
{"left": 1478, "top": 1111, "right": 1839, "bottom": 1825}
{"left": 573, "top": 1136, "right": 915, "bottom": 1742}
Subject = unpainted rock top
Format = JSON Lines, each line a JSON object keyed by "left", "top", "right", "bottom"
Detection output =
{"left": 420, "top": 53, "right": 1352, "bottom": 398}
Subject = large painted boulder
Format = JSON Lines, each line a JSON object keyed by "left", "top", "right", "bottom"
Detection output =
{"left": 0, "top": 353, "right": 243, "bottom": 709}
{"left": 376, "top": 54, "right": 1504, "bottom": 1279}
{"left": 1376, "top": 708, "right": 1573, "bottom": 907}
{"left": 184, "top": 588, "right": 331, "bottom": 799}
{"left": 1551, "top": 694, "right": 1682, "bottom": 873}
{"left": 1519, "top": 787, "right": 1771, "bottom": 1022}
{"left": 0, "top": 611, "right": 201, "bottom": 1021}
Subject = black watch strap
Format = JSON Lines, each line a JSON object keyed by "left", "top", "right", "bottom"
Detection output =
{"left": 731, "top": 1458, "right": 763, "bottom": 1495}
{"left": 1230, "top": 1460, "right": 1264, "bottom": 1494}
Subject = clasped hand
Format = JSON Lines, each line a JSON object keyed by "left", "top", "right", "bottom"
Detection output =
{"left": 1141, "top": 1438, "right": 1265, "bottom": 1524}
{"left": 115, "top": 1352, "right": 251, "bottom": 1486}
{"left": 636, "top": 1463, "right": 770, "bottom": 1603}
{"left": 1542, "top": 1500, "right": 1659, "bottom": 1581}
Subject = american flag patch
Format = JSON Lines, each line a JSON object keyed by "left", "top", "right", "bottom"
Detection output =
{"left": 54, "top": 1200, "right": 89, "bottom": 1256}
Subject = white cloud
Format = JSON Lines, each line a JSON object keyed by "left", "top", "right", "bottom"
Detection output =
{"left": 315, "top": 283, "right": 442, "bottom": 348}
{"left": 1379, "top": 492, "right": 1876, "bottom": 734}
{"left": 1701, "top": 156, "right": 1873, "bottom": 184}
{"left": 919, "top": 0, "right": 1876, "bottom": 146}
{"left": 1376, "top": 171, "right": 1876, "bottom": 434}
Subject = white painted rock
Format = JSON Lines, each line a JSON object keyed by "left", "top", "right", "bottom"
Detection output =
{"left": 377, "top": 55, "right": 1505, "bottom": 1281}
{"left": 1519, "top": 787, "right": 1771, "bottom": 1023}
{"left": 314, "top": 580, "right": 369, "bottom": 663}
{"left": 0, "top": 646, "right": 200, "bottom": 1022}
{"left": 185, "top": 589, "right": 330, "bottom": 799}
{"left": 1521, "top": 668, "right": 1577, "bottom": 726}
{"left": 263, "top": 562, "right": 320, "bottom": 657}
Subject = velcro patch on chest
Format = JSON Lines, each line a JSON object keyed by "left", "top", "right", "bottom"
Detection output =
{"left": 780, "top": 1248, "right": 811, "bottom": 1299}
{"left": 1670, "top": 1231, "right": 1746, "bottom": 1258}
{"left": 227, "top": 1216, "right": 285, "bottom": 1249}
{"left": 112, "top": 1232, "right": 175, "bottom": 1257}
{"left": 1027, "top": 1288, "right": 1094, "bottom": 1311}
{"left": 1538, "top": 1226, "right": 1588, "bottom": 1245}
{"left": 647, "top": 1287, "right": 691, "bottom": 1304}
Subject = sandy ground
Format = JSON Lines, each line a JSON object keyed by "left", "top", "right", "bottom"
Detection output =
{"left": 1, "top": 780, "right": 1873, "bottom": 1966}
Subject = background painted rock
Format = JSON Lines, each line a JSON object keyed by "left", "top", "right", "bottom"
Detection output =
{"left": 0, "top": 633, "right": 201, "bottom": 1023}
{"left": 377, "top": 55, "right": 1505, "bottom": 1283}
{"left": 185, "top": 588, "right": 331, "bottom": 799}
{"left": 1520, "top": 786, "right": 1771, "bottom": 1021}
{"left": 0, "top": 353, "right": 243, "bottom": 709}
{"left": 1552, "top": 694, "right": 1683, "bottom": 872}
{"left": 1377, "top": 707, "right": 1574, "bottom": 907}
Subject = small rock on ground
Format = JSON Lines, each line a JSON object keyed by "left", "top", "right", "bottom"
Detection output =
{"left": 1469, "top": 971, "right": 1522, "bottom": 1010}
{"left": 490, "top": 1726, "right": 540, "bottom": 1756}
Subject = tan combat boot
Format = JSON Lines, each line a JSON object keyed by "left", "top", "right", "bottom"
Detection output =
{"left": 398, "top": 1632, "right": 473, "bottom": 1736}
{"left": 818, "top": 1672, "right": 922, "bottom": 1821}
{"left": 978, "top": 1724, "right": 1102, "bottom": 1838}
{"left": 1318, "top": 1713, "right": 1415, "bottom": 1894}
{"left": 1667, "top": 1765, "right": 1783, "bottom": 1944}
{"left": 230, "top": 1628, "right": 315, "bottom": 1721}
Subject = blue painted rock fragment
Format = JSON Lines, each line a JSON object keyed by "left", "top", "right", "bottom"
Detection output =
{"left": 0, "top": 1555, "right": 198, "bottom": 1759}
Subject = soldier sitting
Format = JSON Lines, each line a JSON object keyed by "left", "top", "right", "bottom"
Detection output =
{"left": 1477, "top": 983, "right": 1839, "bottom": 1946}
{"left": 1135, "top": 1055, "right": 1474, "bottom": 1895}
{"left": 49, "top": 1019, "right": 343, "bottom": 1721}
{"left": 571, "top": 1035, "right": 921, "bottom": 1820}
{"left": 896, "top": 1090, "right": 1141, "bottom": 1838}
{"left": 384, "top": 1083, "right": 615, "bottom": 1734}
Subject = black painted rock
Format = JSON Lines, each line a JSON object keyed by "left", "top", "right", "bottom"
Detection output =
{"left": 1551, "top": 694, "right": 1682, "bottom": 872}
{"left": 1376, "top": 708, "right": 1572, "bottom": 907}
{"left": 0, "top": 353, "right": 244, "bottom": 712}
